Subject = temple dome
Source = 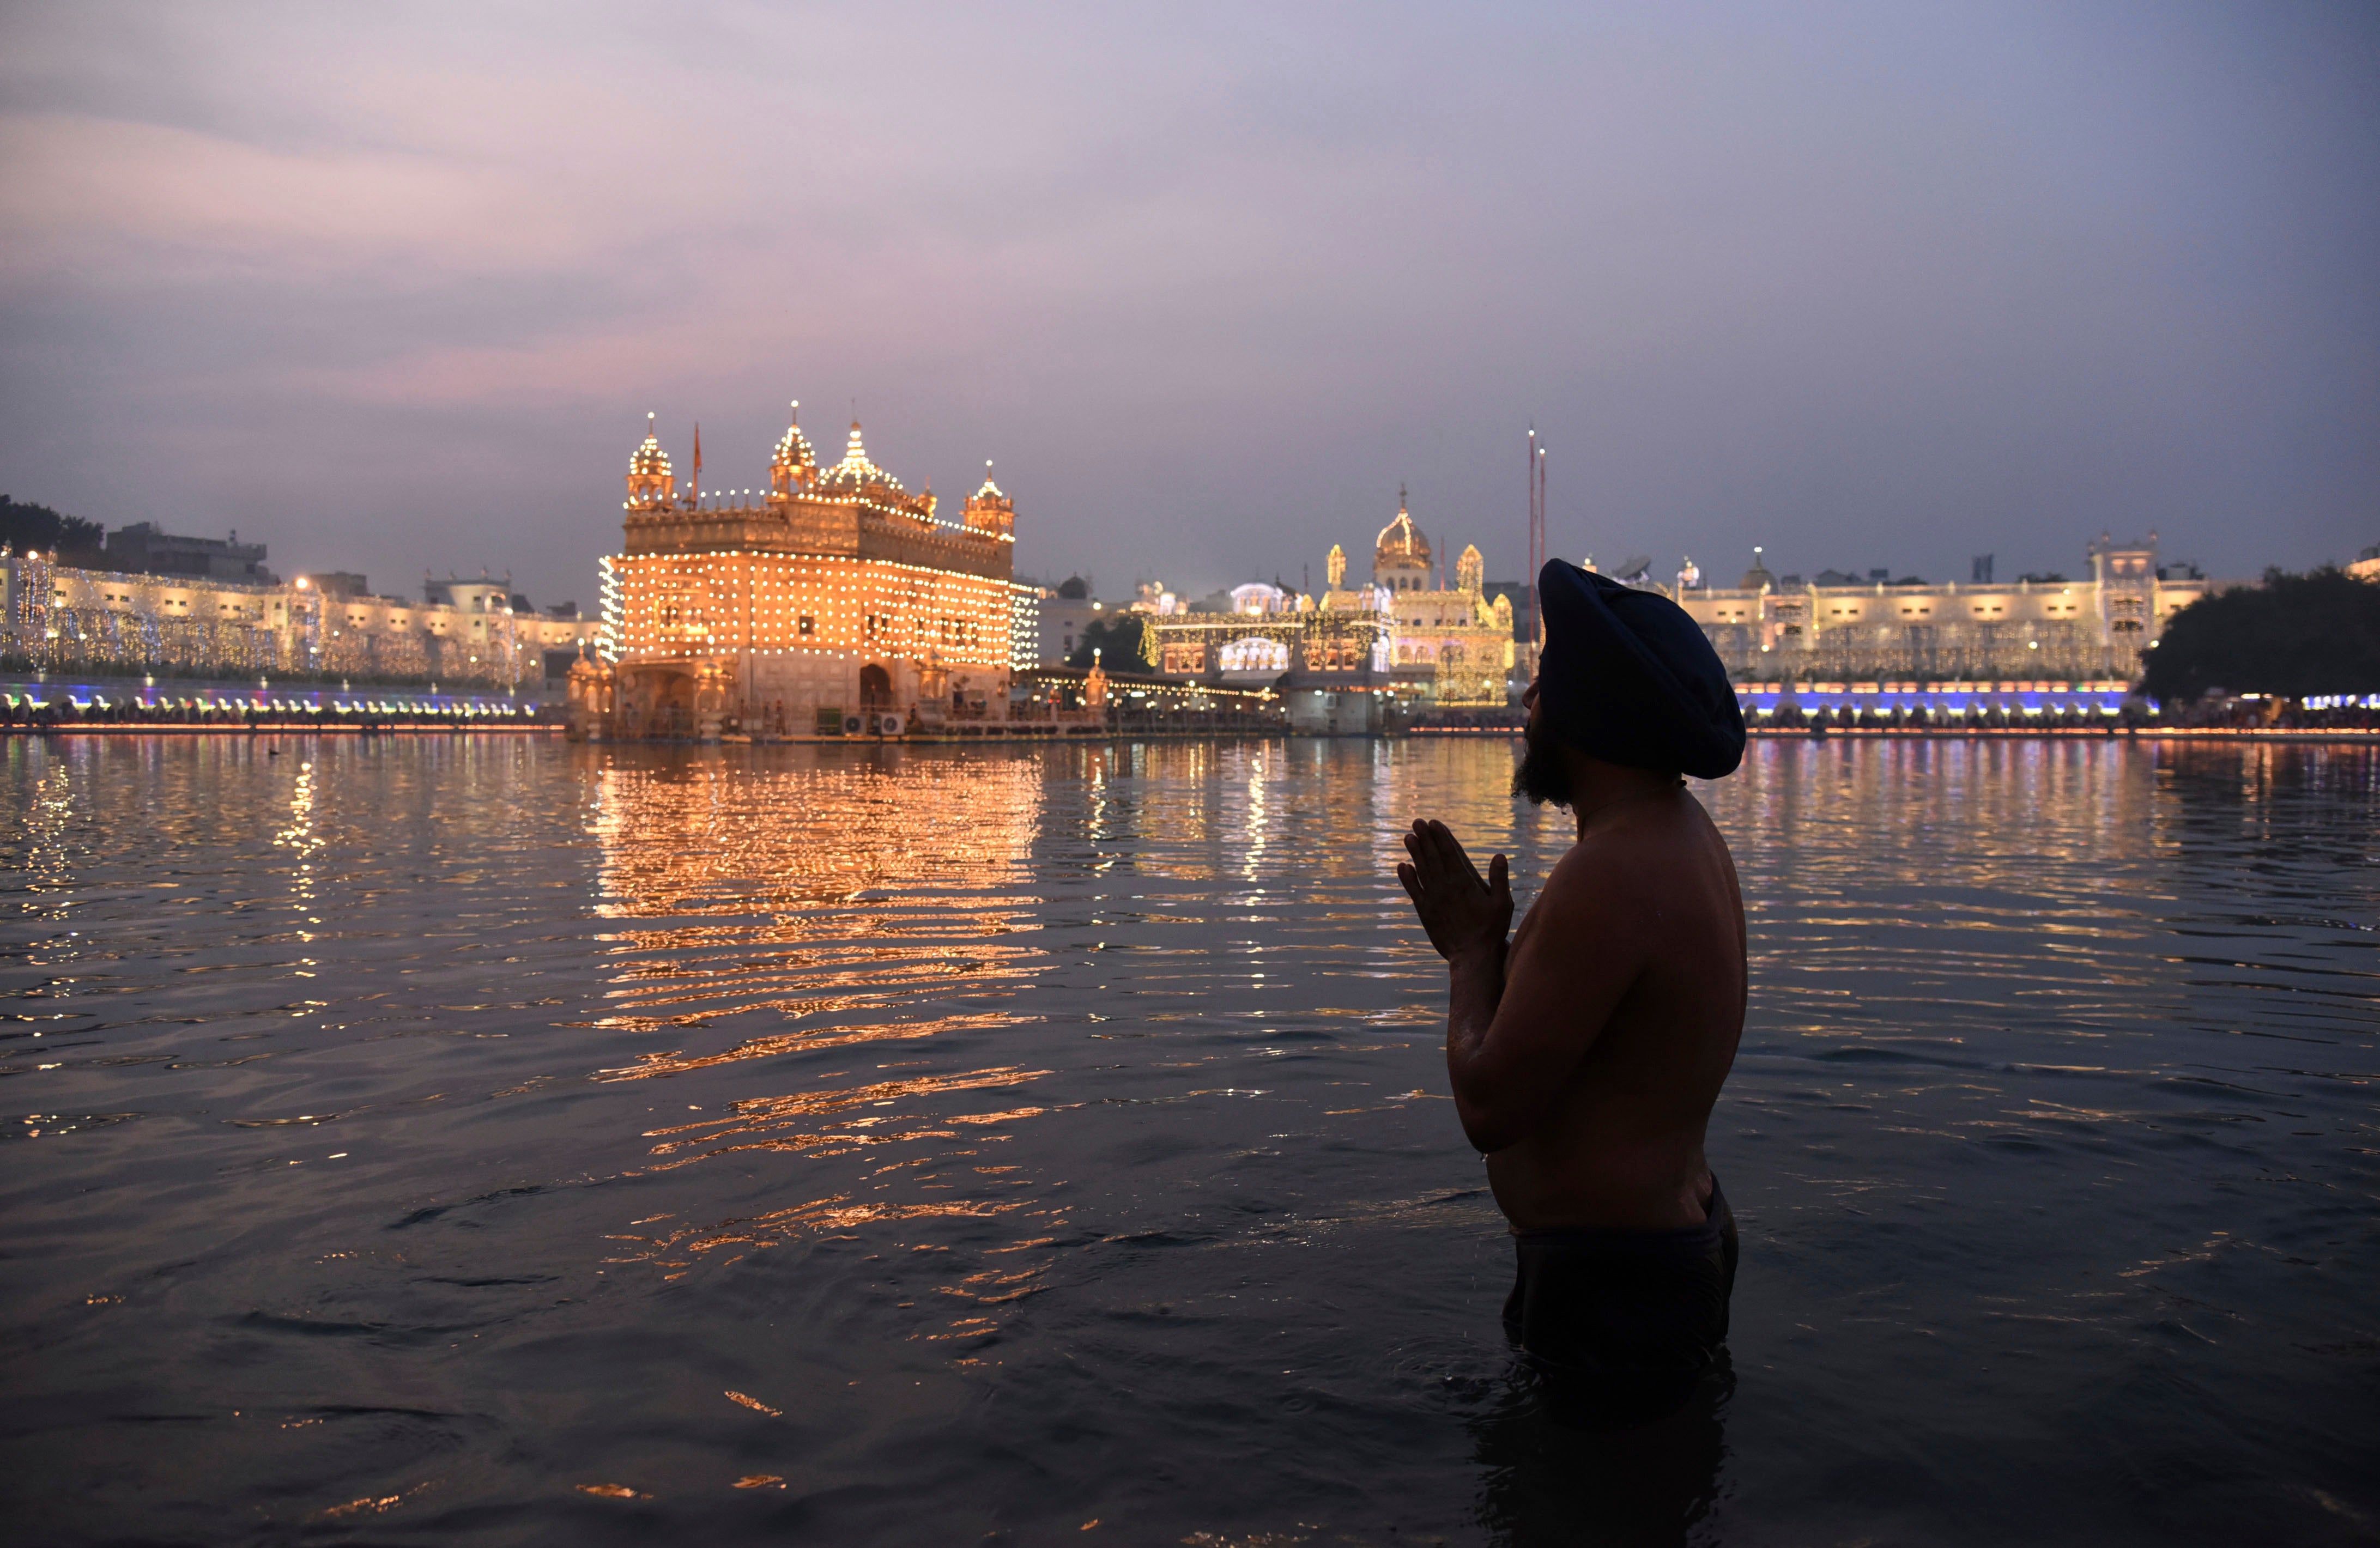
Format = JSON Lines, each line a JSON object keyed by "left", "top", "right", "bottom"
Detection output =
{"left": 1375, "top": 494, "right": 1431, "bottom": 568}
{"left": 628, "top": 420, "right": 672, "bottom": 478}
{"left": 962, "top": 459, "right": 1014, "bottom": 536}
{"left": 1740, "top": 547, "right": 1776, "bottom": 591}
{"left": 771, "top": 402, "right": 816, "bottom": 476}
{"left": 816, "top": 419, "right": 907, "bottom": 495}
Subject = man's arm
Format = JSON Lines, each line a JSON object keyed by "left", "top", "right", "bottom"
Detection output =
{"left": 1401, "top": 822, "right": 1648, "bottom": 1154}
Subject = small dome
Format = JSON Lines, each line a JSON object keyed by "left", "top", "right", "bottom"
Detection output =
{"left": 771, "top": 402, "right": 815, "bottom": 473}
{"left": 1456, "top": 543, "right": 1485, "bottom": 591}
{"left": 1740, "top": 548, "right": 1776, "bottom": 591}
{"left": 628, "top": 415, "right": 672, "bottom": 478}
{"left": 817, "top": 418, "right": 906, "bottom": 495}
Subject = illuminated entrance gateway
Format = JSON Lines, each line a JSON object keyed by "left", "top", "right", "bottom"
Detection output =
{"left": 578, "top": 404, "right": 1018, "bottom": 739}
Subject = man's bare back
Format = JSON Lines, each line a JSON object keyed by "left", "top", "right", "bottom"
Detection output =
{"left": 1398, "top": 767, "right": 1745, "bottom": 1230}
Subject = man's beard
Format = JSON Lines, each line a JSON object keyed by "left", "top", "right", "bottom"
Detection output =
{"left": 1512, "top": 717, "right": 1573, "bottom": 807}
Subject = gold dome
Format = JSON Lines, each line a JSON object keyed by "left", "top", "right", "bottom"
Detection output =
{"left": 771, "top": 401, "right": 816, "bottom": 479}
{"left": 628, "top": 414, "right": 672, "bottom": 478}
{"left": 816, "top": 419, "right": 907, "bottom": 495}
{"left": 1374, "top": 490, "right": 1431, "bottom": 568}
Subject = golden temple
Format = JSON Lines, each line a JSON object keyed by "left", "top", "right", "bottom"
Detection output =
{"left": 575, "top": 404, "right": 1019, "bottom": 738}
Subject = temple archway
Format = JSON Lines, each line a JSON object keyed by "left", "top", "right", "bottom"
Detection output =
{"left": 859, "top": 663, "right": 894, "bottom": 707}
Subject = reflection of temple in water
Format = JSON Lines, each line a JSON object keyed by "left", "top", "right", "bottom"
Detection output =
{"left": 584, "top": 751, "right": 1046, "bottom": 1026}
{"left": 579, "top": 750, "right": 1067, "bottom": 1310}
{"left": 574, "top": 404, "right": 1020, "bottom": 741}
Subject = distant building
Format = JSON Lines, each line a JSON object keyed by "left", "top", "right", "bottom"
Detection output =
{"left": 1672, "top": 532, "right": 2217, "bottom": 684}
{"left": 1327, "top": 492, "right": 1513, "bottom": 706}
{"left": 1036, "top": 575, "right": 1101, "bottom": 667}
{"left": 2350, "top": 543, "right": 2380, "bottom": 582}
{"left": 1138, "top": 490, "right": 1512, "bottom": 726}
{"left": 423, "top": 574, "right": 517, "bottom": 614}
{"left": 102, "top": 522, "right": 276, "bottom": 584}
{"left": 299, "top": 571, "right": 371, "bottom": 599}
{"left": 0, "top": 553, "right": 593, "bottom": 690}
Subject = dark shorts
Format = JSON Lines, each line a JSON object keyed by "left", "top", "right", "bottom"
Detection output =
{"left": 1500, "top": 1177, "right": 1739, "bottom": 1420}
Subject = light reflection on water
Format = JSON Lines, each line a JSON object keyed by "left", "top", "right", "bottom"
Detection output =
{"left": 1, "top": 734, "right": 2373, "bottom": 1545}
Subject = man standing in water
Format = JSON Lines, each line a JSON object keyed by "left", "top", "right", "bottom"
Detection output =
{"left": 1397, "top": 559, "right": 1748, "bottom": 1418}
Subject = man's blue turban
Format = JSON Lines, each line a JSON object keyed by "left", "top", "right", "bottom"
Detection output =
{"left": 1536, "top": 560, "right": 1745, "bottom": 779}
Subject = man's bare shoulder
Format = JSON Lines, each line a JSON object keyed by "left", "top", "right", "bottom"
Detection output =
{"left": 1531, "top": 823, "right": 1654, "bottom": 926}
{"left": 1535, "top": 803, "right": 1723, "bottom": 918}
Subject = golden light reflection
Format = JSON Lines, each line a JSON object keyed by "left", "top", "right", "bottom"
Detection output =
{"left": 21, "top": 761, "right": 77, "bottom": 908}
{"left": 594, "top": 1011, "right": 1031, "bottom": 1080}
{"left": 637, "top": 1065, "right": 1055, "bottom": 1160}
{"left": 271, "top": 758, "right": 323, "bottom": 944}
{"left": 582, "top": 751, "right": 1069, "bottom": 1328}
{"left": 582, "top": 755, "right": 1047, "bottom": 1032}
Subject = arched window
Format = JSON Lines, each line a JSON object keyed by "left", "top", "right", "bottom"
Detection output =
{"left": 1218, "top": 636, "right": 1290, "bottom": 673}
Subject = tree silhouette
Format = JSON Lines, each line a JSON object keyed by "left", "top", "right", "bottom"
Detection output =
{"left": 0, "top": 495, "right": 105, "bottom": 563}
{"left": 2141, "top": 568, "right": 2380, "bottom": 702}
{"left": 1066, "top": 614, "right": 1159, "bottom": 672}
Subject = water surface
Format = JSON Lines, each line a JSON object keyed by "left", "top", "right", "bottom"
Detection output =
{"left": 4, "top": 736, "right": 2375, "bottom": 1545}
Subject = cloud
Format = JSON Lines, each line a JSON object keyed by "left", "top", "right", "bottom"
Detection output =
{"left": 0, "top": 1, "right": 2373, "bottom": 606}
{"left": 0, "top": 113, "right": 588, "bottom": 286}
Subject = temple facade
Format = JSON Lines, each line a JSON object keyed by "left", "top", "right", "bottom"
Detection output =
{"left": 1136, "top": 491, "right": 1513, "bottom": 727}
{"left": 1323, "top": 493, "right": 1513, "bottom": 707}
{"left": 580, "top": 405, "right": 1016, "bottom": 739}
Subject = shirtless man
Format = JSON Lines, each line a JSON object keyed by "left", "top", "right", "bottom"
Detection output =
{"left": 1397, "top": 559, "right": 1748, "bottom": 1417}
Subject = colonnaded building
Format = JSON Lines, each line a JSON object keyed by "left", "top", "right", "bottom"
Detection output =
{"left": 2, "top": 544, "right": 593, "bottom": 694}
{"left": 1673, "top": 533, "right": 2211, "bottom": 686}
{"left": 580, "top": 405, "right": 1020, "bottom": 738}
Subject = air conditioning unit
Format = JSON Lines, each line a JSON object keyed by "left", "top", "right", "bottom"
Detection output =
{"left": 843, "top": 714, "right": 864, "bottom": 736}
{"left": 875, "top": 712, "right": 905, "bottom": 736}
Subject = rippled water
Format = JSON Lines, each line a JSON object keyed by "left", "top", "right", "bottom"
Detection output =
{"left": 4, "top": 735, "right": 2375, "bottom": 1545}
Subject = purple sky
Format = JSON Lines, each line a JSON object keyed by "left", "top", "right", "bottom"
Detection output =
{"left": 2, "top": 2, "right": 2374, "bottom": 607}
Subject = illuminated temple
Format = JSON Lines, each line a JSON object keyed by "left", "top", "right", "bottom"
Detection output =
{"left": 1143, "top": 490, "right": 1516, "bottom": 730}
{"left": 1328, "top": 493, "right": 1513, "bottom": 706}
{"left": 577, "top": 404, "right": 1018, "bottom": 738}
